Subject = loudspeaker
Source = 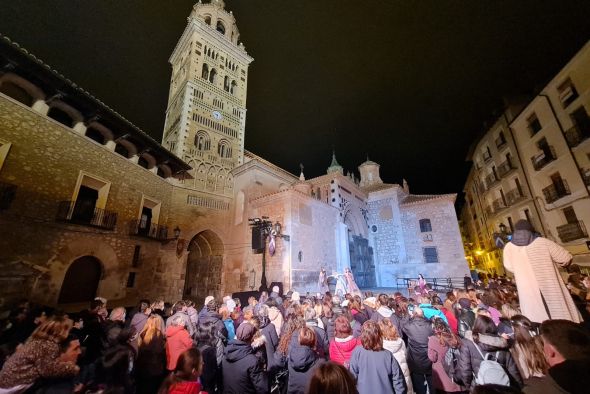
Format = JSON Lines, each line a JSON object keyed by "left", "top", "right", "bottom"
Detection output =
{"left": 251, "top": 225, "right": 264, "bottom": 253}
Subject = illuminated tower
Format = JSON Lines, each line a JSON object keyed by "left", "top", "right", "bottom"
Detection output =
{"left": 162, "top": 0, "right": 253, "bottom": 196}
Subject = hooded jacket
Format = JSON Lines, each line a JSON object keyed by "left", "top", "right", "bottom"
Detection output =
{"left": 287, "top": 343, "right": 324, "bottom": 394}
{"left": 457, "top": 334, "right": 523, "bottom": 389}
{"left": 383, "top": 338, "right": 414, "bottom": 393}
{"left": 168, "top": 380, "right": 203, "bottom": 394}
{"left": 222, "top": 340, "right": 268, "bottom": 394}
{"left": 402, "top": 316, "right": 434, "bottom": 374}
{"left": 305, "top": 319, "right": 329, "bottom": 359}
{"left": 166, "top": 325, "right": 193, "bottom": 371}
{"left": 199, "top": 309, "right": 228, "bottom": 341}
{"left": 328, "top": 336, "right": 359, "bottom": 365}
{"left": 349, "top": 346, "right": 407, "bottom": 394}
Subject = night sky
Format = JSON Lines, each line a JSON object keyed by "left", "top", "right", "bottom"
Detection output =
{"left": 2, "top": 1, "right": 590, "bottom": 201}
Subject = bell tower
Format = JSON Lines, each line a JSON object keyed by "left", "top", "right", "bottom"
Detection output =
{"left": 162, "top": 0, "right": 253, "bottom": 196}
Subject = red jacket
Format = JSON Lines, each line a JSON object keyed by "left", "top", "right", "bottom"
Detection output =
{"left": 329, "top": 337, "right": 359, "bottom": 365}
{"left": 168, "top": 380, "right": 205, "bottom": 394}
{"left": 166, "top": 326, "right": 193, "bottom": 370}
{"left": 441, "top": 308, "right": 458, "bottom": 334}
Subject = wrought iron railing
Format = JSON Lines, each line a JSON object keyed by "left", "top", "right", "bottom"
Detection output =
{"left": 497, "top": 159, "right": 516, "bottom": 178}
{"left": 0, "top": 182, "right": 17, "bottom": 210}
{"left": 129, "top": 219, "right": 169, "bottom": 241}
{"left": 485, "top": 173, "right": 500, "bottom": 189}
{"left": 557, "top": 220, "right": 587, "bottom": 243}
{"left": 564, "top": 124, "right": 590, "bottom": 148}
{"left": 492, "top": 198, "right": 507, "bottom": 213}
{"left": 531, "top": 146, "right": 557, "bottom": 171}
{"left": 482, "top": 150, "right": 492, "bottom": 162}
{"left": 542, "top": 179, "right": 571, "bottom": 204}
{"left": 505, "top": 187, "right": 526, "bottom": 205}
{"left": 495, "top": 136, "right": 507, "bottom": 149}
{"left": 56, "top": 201, "right": 117, "bottom": 230}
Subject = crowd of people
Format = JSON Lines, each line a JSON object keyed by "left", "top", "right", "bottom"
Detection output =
{"left": 0, "top": 277, "right": 588, "bottom": 394}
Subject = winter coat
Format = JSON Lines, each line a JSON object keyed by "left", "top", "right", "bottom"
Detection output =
{"left": 402, "top": 317, "right": 433, "bottom": 375}
{"left": 136, "top": 334, "right": 167, "bottom": 378}
{"left": 287, "top": 342, "right": 324, "bottom": 394}
{"left": 168, "top": 380, "right": 203, "bottom": 394}
{"left": 268, "top": 307, "right": 284, "bottom": 337}
{"left": 0, "top": 338, "right": 78, "bottom": 389}
{"left": 427, "top": 335, "right": 464, "bottom": 393}
{"left": 167, "top": 311, "right": 196, "bottom": 338}
{"left": 187, "top": 306, "right": 199, "bottom": 328}
{"left": 503, "top": 235, "right": 581, "bottom": 323}
{"left": 328, "top": 336, "right": 359, "bottom": 365}
{"left": 383, "top": 338, "right": 414, "bottom": 394}
{"left": 166, "top": 326, "right": 193, "bottom": 371}
{"left": 371, "top": 306, "right": 402, "bottom": 334}
{"left": 221, "top": 340, "right": 268, "bottom": 394}
{"left": 349, "top": 346, "right": 407, "bottom": 394}
{"left": 101, "top": 319, "right": 125, "bottom": 351}
{"left": 523, "top": 359, "right": 590, "bottom": 394}
{"left": 199, "top": 310, "right": 228, "bottom": 342}
{"left": 305, "top": 320, "right": 329, "bottom": 359}
{"left": 457, "top": 334, "right": 523, "bottom": 389}
{"left": 440, "top": 308, "right": 458, "bottom": 334}
{"left": 457, "top": 310, "right": 475, "bottom": 339}
{"left": 259, "top": 319, "right": 279, "bottom": 351}
{"left": 197, "top": 343, "right": 220, "bottom": 393}
{"left": 223, "top": 318, "right": 236, "bottom": 341}
{"left": 418, "top": 304, "right": 448, "bottom": 324}
{"left": 97, "top": 343, "right": 135, "bottom": 393}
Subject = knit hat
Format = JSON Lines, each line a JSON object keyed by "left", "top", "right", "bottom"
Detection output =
{"left": 514, "top": 219, "right": 533, "bottom": 232}
{"left": 458, "top": 298, "right": 472, "bottom": 309}
{"left": 204, "top": 296, "right": 214, "bottom": 306}
{"left": 236, "top": 322, "right": 257, "bottom": 342}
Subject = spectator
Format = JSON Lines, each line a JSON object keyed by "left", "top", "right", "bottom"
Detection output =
{"left": 158, "top": 348, "right": 204, "bottom": 394}
{"left": 402, "top": 306, "right": 434, "bottom": 394}
{"left": 456, "top": 298, "right": 475, "bottom": 339}
{"left": 417, "top": 296, "right": 448, "bottom": 324}
{"left": 96, "top": 327, "right": 135, "bottom": 393}
{"left": 195, "top": 321, "right": 221, "bottom": 393}
{"left": 222, "top": 322, "right": 267, "bottom": 394}
{"left": 166, "top": 301, "right": 196, "bottom": 338}
{"left": 102, "top": 307, "right": 127, "bottom": 351}
{"left": 136, "top": 314, "right": 167, "bottom": 394}
{"left": 503, "top": 219, "right": 582, "bottom": 323}
{"left": 371, "top": 294, "right": 402, "bottom": 334}
{"left": 428, "top": 319, "right": 465, "bottom": 393}
{"left": 258, "top": 305, "right": 279, "bottom": 352}
{"left": 198, "top": 296, "right": 215, "bottom": 321}
{"left": 380, "top": 318, "right": 414, "bottom": 393}
{"left": 200, "top": 300, "right": 228, "bottom": 343}
{"left": 287, "top": 327, "right": 324, "bottom": 394}
{"left": 457, "top": 316, "right": 522, "bottom": 390}
{"left": 220, "top": 305, "right": 236, "bottom": 341}
{"left": 266, "top": 299, "right": 284, "bottom": 337}
{"left": 328, "top": 316, "right": 359, "bottom": 367}
{"left": 185, "top": 300, "right": 199, "bottom": 329}
{"left": 464, "top": 274, "right": 473, "bottom": 290}
{"left": 349, "top": 320, "right": 407, "bottom": 394}
{"left": 304, "top": 307, "right": 328, "bottom": 359}
{"left": 166, "top": 314, "right": 193, "bottom": 371}
{"left": 523, "top": 319, "right": 590, "bottom": 394}
{"left": 307, "top": 361, "right": 358, "bottom": 394}
{"left": 130, "top": 301, "right": 151, "bottom": 342}
{"left": 432, "top": 297, "right": 457, "bottom": 334}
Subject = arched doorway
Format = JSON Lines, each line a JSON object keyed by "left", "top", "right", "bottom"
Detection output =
{"left": 58, "top": 256, "right": 102, "bottom": 304}
{"left": 184, "top": 230, "right": 224, "bottom": 303}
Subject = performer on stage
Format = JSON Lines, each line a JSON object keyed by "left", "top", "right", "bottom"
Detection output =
{"left": 417, "top": 273, "right": 427, "bottom": 295}
{"left": 318, "top": 267, "right": 329, "bottom": 295}
{"left": 344, "top": 267, "right": 362, "bottom": 298}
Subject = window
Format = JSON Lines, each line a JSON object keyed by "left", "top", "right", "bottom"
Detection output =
{"left": 195, "top": 131, "right": 211, "bottom": 151}
{"left": 419, "top": 218, "right": 432, "bottom": 232}
{"left": 527, "top": 113, "right": 542, "bottom": 136}
{"left": 132, "top": 246, "right": 141, "bottom": 268}
{"left": 216, "top": 21, "right": 225, "bottom": 35}
{"left": 135, "top": 196, "right": 161, "bottom": 238}
{"left": 126, "top": 272, "right": 136, "bottom": 288}
{"left": 230, "top": 80, "right": 237, "bottom": 95}
{"left": 217, "top": 140, "right": 232, "bottom": 158}
{"left": 558, "top": 78, "right": 578, "bottom": 108}
{"left": 209, "top": 68, "right": 217, "bottom": 84}
{"left": 423, "top": 247, "right": 439, "bottom": 263}
{"left": 224, "top": 76, "right": 230, "bottom": 92}
{"left": 204, "top": 16, "right": 211, "bottom": 25}
{"left": 201, "top": 63, "right": 209, "bottom": 80}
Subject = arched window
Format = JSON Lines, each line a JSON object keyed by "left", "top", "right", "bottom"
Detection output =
{"left": 115, "top": 143, "right": 129, "bottom": 158}
{"left": 209, "top": 68, "right": 217, "bottom": 84}
{"left": 419, "top": 218, "right": 432, "bottom": 233}
{"left": 230, "top": 80, "right": 237, "bottom": 95}
{"left": 204, "top": 16, "right": 211, "bottom": 25}
{"left": 218, "top": 140, "right": 231, "bottom": 158}
{"left": 47, "top": 106, "right": 74, "bottom": 127}
{"left": 216, "top": 21, "right": 225, "bottom": 35}
{"left": 201, "top": 63, "right": 209, "bottom": 80}
{"left": 194, "top": 131, "right": 211, "bottom": 151}
{"left": 85, "top": 127, "right": 106, "bottom": 144}
{"left": 138, "top": 156, "right": 149, "bottom": 169}
{"left": 224, "top": 76, "right": 230, "bottom": 92}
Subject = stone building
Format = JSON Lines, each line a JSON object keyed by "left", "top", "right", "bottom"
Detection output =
{"left": 0, "top": 0, "right": 467, "bottom": 308}
{"left": 462, "top": 40, "right": 590, "bottom": 274}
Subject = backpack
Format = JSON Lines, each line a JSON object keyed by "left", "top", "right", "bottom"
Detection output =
{"left": 442, "top": 347, "right": 462, "bottom": 385}
{"left": 473, "top": 343, "right": 510, "bottom": 386}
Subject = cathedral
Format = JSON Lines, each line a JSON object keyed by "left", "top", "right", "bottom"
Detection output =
{"left": 0, "top": 0, "right": 467, "bottom": 307}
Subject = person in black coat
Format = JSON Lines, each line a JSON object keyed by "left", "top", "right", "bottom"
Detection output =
{"left": 287, "top": 327, "right": 324, "bottom": 394}
{"left": 303, "top": 308, "right": 329, "bottom": 360}
{"left": 455, "top": 298, "right": 476, "bottom": 339}
{"left": 200, "top": 300, "right": 228, "bottom": 343}
{"left": 457, "top": 315, "right": 523, "bottom": 390}
{"left": 258, "top": 305, "right": 279, "bottom": 352}
{"left": 402, "top": 306, "right": 434, "bottom": 394}
{"left": 221, "top": 322, "right": 268, "bottom": 394}
{"left": 370, "top": 294, "right": 402, "bottom": 335}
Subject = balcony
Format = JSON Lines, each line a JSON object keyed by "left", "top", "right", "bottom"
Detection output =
{"left": 542, "top": 180, "right": 571, "bottom": 204}
{"left": 478, "top": 181, "right": 486, "bottom": 194}
{"left": 0, "top": 182, "right": 17, "bottom": 210}
{"left": 482, "top": 151, "right": 492, "bottom": 162}
{"left": 56, "top": 201, "right": 117, "bottom": 230}
{"left": 557, "top": 220, "right": 587, "bottom": 243}
{"left": 495, "top": 136, "right": 507, "bottom": 150}
{"left": 531, "top": 146, "right": 556, "bottom": 171}
{"left": 582, "top": 169, "right": 590, "bottom": 186}
{"left": 564, "top": 124, "right": 590, "bottom": 148}
{"left": 129, "top": 219, "right": 169, "bottom": 241}
{"left": 485, "top": 173, "right": 500, "bottom": 189}
{"left": 497, "top": 159, "right": 516, "bottom": 178}
{"left": 505, "top": 188, "right": 526, "bottom": 205}
{"left": 491, "top": 198, "right": 507, "bottom": 213}
{"left": 485, "top": 205, "right": 494, "bottom": 216}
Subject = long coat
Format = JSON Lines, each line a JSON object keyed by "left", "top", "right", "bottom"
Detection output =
{"left": 349, "top": 346, "right": 407, "bottom": 394}
{"left": 503, "top": 237, "right": 581, "bottom": 323}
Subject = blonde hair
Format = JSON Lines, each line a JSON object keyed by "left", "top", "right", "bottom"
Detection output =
{"left": 138, "top": 314, "right": 165, "bottom": 346}
{"left": 501, "top": 303, "right": 520, "bottom": 319}
{"left": 378, "top": 318, "right": 400, "bottom": 341}
{"left": 31, "top": 316, "right": 73, "bottom": 343}
{"left": 219, "top": 305, "right": 230, "bottom": 320}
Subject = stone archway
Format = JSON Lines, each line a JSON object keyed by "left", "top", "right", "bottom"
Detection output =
{"left": 344, "top": 209, "right": 376, "bottom": 289}
{"left": 184, "top": 230, "right": 224, "bottom": 303}
{"left": 58, "top": 256, "right": 102, "bottom": 304}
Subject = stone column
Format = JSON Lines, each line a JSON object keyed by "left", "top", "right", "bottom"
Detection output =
{"left": 73, "top": 122, "right": 87, "bottom": 135}
{"left": 31, "top": 100, "right": 49, "bottom": 115}
{"left": 105, "top": 140, "right": 116, "bottom": 151}
{"left": 129, "top": 155, "right": 139, "bottom": 164}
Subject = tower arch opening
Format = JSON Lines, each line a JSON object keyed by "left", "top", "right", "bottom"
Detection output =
{"left": 58, "top": 256, "right": 102, "bottom": 304}
{"left": 184, "top": 230, "right": 224, "bottom": 303}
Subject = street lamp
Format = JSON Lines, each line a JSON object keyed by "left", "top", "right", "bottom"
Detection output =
{"left": 249, "top": 217, "right": 290, "bottom": 291}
